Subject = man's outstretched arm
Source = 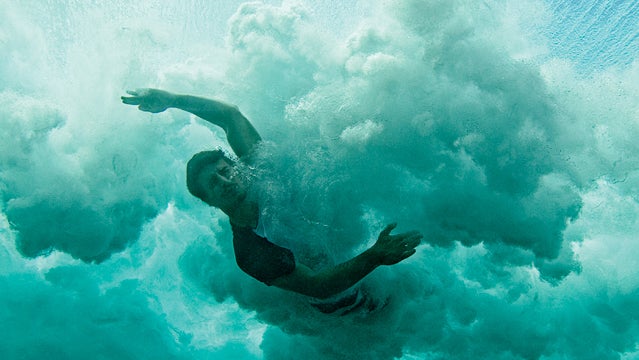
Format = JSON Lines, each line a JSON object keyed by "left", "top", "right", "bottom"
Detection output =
{"left": 122, "top": 88, "right": 261, "bottom": 158}
{"left": 271, "top": 223, "right": 423, "bottom": 299}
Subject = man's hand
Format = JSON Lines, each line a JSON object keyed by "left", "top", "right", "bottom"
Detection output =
{"left": 369, "top": 223, "right": 423, "bottom": 265}
{"left": 121, "top": 88, "right": 175, "bottom": 113}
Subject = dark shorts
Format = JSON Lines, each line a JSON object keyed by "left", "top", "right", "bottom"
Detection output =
{"left": 231, "top": 222, "right": 296, "bottom": 285}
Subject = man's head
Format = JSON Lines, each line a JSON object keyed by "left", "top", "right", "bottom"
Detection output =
{"left": 186, "top": 150, "right": 247, "bottom": 209}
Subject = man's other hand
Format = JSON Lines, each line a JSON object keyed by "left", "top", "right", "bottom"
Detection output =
{"left": 370, "top": 223, "right": 423, "bottom": 265}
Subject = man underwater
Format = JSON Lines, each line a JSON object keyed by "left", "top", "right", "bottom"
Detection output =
{"left": 122, "top": 89, "right": 422, "bottom": 309}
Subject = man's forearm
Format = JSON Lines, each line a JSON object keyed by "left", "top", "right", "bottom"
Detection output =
{"left": 172, "top": 94, "right": 262, "bottom": 158}
{"left": 312, "top": 249, "right": 381, "bottom": 298}
{"left": 171, "top": 95, "right": 236, "bottom": 129}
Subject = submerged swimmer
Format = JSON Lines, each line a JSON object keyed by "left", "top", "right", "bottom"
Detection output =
{"left": 122, "top": 88, "right": 422, "bottom": 303}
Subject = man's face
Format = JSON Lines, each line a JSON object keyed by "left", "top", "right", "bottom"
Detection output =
{"left": 197, "top": 158, "right": 247, "bottom": 209}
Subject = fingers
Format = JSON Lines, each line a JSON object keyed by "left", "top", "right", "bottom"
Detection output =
{"left": 379, "top": 223, "right": 423, "bottom": 244}
{"left": 121, "top": 89, "right": 151, "bottom": 105}
{"left": 393, "top": 232, "right": 421, "bottom": 263}
{"left": 121, "top": 96, "right": 141, "bottom": 105}
{"left": 374, "top": 223, "right": 423, "bottom": 265}
{"left": 397, "top": 237, "right": 421, "bottom": 253}
{"left": 379, "top": 223, "right": 397, "bottom": 238}
{"left": 401, "top": 249, "right": 417, "bottom": 261}
{"left": 400, "top": 236, "right": 422, "bottom": 250}
{"left": 394, "top": 231, "right": 422, "bottom": 245}
{"left": 121, "top": 90, "right": 142, "bottom": 105}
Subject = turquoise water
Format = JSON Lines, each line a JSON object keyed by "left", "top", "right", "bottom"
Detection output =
{"left": 1, "top": 0, "right": 638, "bottom": 359}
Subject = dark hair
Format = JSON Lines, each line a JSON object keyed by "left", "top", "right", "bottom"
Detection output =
{"left": 186, "top": 150, "right": 228, "bottom": 202}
